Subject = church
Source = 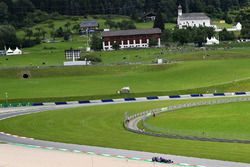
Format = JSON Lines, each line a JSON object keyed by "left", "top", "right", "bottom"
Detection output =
{"left": 177, "top": 5, "right": 212, "bottom": 29}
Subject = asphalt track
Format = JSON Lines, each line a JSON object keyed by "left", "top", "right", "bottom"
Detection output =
{"left": 0, "top": 98, "right": 250, "bottom": 167}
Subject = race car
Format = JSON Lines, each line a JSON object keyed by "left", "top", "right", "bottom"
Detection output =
{"left": 152, "top": 157, "right": 174, "bottom": 164}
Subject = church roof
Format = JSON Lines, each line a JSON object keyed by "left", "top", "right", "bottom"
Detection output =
{"left": 179, "top": 13, "right": 210, "bottom": 21}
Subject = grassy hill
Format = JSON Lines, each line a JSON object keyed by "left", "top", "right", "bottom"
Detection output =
{"left": 0, "top": 58, "right": 250, "bottom": 102}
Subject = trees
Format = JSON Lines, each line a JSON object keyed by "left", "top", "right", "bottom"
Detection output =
{"left": 153, "top": 11, "right": 165, "bottom": 31}
{"left": 219, "top": 28, "right": 235, "bottom": 41}
{"left": 173, "top": 29, "right": 190, "bottom": 45}
{"left": 118, "top": 20, "right": 136, "bottom": 30}
{"left": 0, "top": 25, "right": 19, "bottom": 49}
{"left": 236, "top": 10, "right": 250, "bottom": 39}
{"left": 173, "top": 27, "right": 216, "bottom": 46}
{"left": 90, "top": 34, "right": 103, "bottom": 51}
{"left": 0, "top": 2, "right": 8, "bottom": 23}
{"left": 24, "top": 28, "right": 33, "bottom": 40}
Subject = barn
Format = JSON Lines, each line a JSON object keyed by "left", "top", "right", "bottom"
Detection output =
{"left": 102, "top": 28, "right": 162, "bottom": 51}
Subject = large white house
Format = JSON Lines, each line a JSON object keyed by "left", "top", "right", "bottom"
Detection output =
{"left": 177, "top": 5, "right": 212, "bottom": 29}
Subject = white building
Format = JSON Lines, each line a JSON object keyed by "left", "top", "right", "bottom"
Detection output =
{"left": 206, "top": 37, "right": 219, "bottom": 45}
{"left": 177, "top": 5, "right": 212, "bottom": 29}
{"left": 6, "top": 47, "right": 22, "bottom": 56}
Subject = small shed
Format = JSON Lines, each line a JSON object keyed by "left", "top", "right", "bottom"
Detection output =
{"left": 142, "top": 12, "right": 156, "bottom": 22}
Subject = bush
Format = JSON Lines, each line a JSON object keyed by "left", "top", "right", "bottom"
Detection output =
{"left": 21, "top": 38, "right": 41, "bottom": 48}
{"left": 79, "top": 54, "right": 102, "bottom": 63}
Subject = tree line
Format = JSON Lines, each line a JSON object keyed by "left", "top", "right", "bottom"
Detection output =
{"left": 0, "top": 0, "right": 249, "bottom": 26}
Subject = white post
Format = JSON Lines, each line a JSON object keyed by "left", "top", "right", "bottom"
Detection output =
{"left": 121, "top": 40, "right": 124, "bottom": 49}
{"left": 72, "top": 51, "right": 75, "bottom": 62}
{"left": 108, "top": 41, "right": 111, "bottom": 50}
{"left": 146, "top": 39, "right": 149, "bottom": 47}
{"left": 133, "top": 40, "right": 136, "bottom": 47}
{"left": 140, "top": 39, "right": 142, "bottom": 47}
{"left": 127, "top": 40, "right": 130, "bottom": 48}
{"left": 103, "top": 42, "right": 106, "bottom": 51}
{"left": 158, "top": 38, "right": 161, "bottom": 47}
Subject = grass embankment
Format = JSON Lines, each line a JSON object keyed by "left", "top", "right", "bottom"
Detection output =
{"left": 145, "top": 101, "right": 250, "bottom": 140}
{"left": 0, "top": 99, "right": 250, "bottom": 163}
{"left": 0, "top": 59, "right": 250, "bottom": 102}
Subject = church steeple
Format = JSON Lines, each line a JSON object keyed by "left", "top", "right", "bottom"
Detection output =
{"left": 178, "top": 5, "right": 182, "bottom": 16}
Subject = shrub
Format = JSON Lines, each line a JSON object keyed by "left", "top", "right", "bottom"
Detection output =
{"left": 79, "top": 54, "right": 102, "bottom": 63}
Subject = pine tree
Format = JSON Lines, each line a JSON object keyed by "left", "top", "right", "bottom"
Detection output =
{"left": 153, "top": 11, "right": 165, "bottom": 31}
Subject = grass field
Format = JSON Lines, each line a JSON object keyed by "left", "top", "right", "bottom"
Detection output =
{"left": 1, "top": 42, "right": 250, "bottom": 67}
{"left": 0, "top": 99, "right": 250, "bottom": 163}
{"left": 0, "top": 58, "right": 250, "bottom": 102}
{"left": 144, "top": 101, "right": 250, "bottom": 140}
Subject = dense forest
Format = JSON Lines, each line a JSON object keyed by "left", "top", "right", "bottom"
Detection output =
{"left": 0, "top": 0, "right": 249, "bottom": 26}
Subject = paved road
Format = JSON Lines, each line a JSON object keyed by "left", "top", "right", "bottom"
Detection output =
{"left": 0, "top": 100, "right": 250, "bottom": 167}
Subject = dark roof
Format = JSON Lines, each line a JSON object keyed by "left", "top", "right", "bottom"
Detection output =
{"left": 102, "top": 28, "right": 162, "bottom": 37}
{"left": 144, "top": 12, "right": 156, "bottom": 17}
{"left": 65, "top": 50, "right": 80, "bottom": 52}
{"left": 179, "top": 13, "right": 210, "bottom": 21}
{"left": 80, "top": 20, "right": 98, "bottom": 28}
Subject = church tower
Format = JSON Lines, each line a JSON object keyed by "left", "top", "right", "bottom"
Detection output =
{"left": 178, "top": 5, "right": 183, "bottom": 16}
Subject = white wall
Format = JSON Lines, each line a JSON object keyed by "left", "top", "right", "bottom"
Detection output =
{"left": 103, "top": 38, "right": 161, "bottom": 51}
{"left": 178, "top": 19, "right": 211, "bottom": 28}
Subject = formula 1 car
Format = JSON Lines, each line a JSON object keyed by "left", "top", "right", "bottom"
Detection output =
{"left": 152, "top": 157, "right": 174, "bottom": 164}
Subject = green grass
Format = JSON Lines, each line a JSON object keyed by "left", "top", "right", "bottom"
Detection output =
{"left": 1, "top": 42, "right": 250, "bottom": 67}
{"left": 212, "top": 20, "right": 233, "bottom": 29}
{"left": 0, "top": 59, "right": 250, "bottom": 102}
{"left": 144, "top": 101, "right": 250, "bottom": 140}
{"left": 0, "top": 35, "right": 87, "bottom": 67}
{"left": 0, "top": 99, "right": 250, "bottom": 163}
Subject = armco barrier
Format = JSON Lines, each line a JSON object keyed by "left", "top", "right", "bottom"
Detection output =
{"left": 101, "top": 99, "right": 114, "bottom": 103}
{"left": 169, "top": 95, "right": 181, "bottom": 98}
{"left": 235, "top": 92, "right": 246, "bottom": 95}
{"left": 191, "top": 94, "right": 203, "bottom": 97}
{"left": 55, "top": 102, "right": 67, "bottom": 105}
{"left": 32, "top": 103, "right": 44, "bottom": 106}
{"left": 124, "top": 97, "right": 250, "bottom": 144}
{"left": 78, "top": 100, "right": 90, "bottom": 104}
{"left": 147, "top": 96, "right": 159, "bottom": 100}
{"left": 124, "top": 98, "right": 136, "bottom": 101}
{"left": 213, "top": 93, "right": 225, "bottom": 96}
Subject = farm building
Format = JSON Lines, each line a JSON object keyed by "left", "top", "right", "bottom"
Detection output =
{"left": 177, "top": 5, "right": 212, "bottom": 29}
{"left": 80, "top": 20, "right": 99, "bottom": 31}
{"left": 102, "top": 28, "right": 162, "bottom": 51}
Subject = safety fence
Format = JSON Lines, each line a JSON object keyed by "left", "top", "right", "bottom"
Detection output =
{"left": 124, "top": 97, "right": 250, "bottom": 144}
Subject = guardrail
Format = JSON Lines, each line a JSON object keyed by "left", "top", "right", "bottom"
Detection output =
{"left": 1, "top": 91, "right": 250, "bottom": 108}
{"left": 124, "top": 97, "right": 250, "bottom": 144}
